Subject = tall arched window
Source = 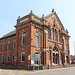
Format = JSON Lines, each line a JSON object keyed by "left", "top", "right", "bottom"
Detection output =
{"left": 55, "top": 29, "right": 57, "bottom": 41}
{"left": 2, "top": 41, "right": 5, "bottom": 50}
{"left": 48, "top": 29, "right": 51, "bottom": 39}
{"left": 22, "top": 32, "right": 26, "bottom": 45}
{"left": 35, "top": 31, "right": 39, "bottom": 45}
{"left": 65, "top": 41, "right": 67, "bottom": 51}
{"left": 52, "top": 28, "right": 54, "bottom": 40}
{"left": 13, "top": 38, "right": 15, "bottom": 49}
{"left": 59, "top": 30, "right": 61, "bottom": 42}
{"left": 52, "top": 28, "right": 57, "bottom": 41}
{"left": 7, "top": 40, "right": 10, "bottom": 50}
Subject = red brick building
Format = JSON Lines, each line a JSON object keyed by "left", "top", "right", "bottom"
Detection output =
{"left": 0, "top": 9, "right": 71, "bottom": 68}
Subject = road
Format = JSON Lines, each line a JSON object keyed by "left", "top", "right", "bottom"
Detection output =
{"left": 0, "top": 67, "right": 75, "bottom": 75}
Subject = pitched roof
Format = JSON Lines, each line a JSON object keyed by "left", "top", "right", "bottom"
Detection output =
{"left": 45, "top": 11, "right": 64, "bottom": 30}
{"left": 0, "top": 30, "right": 16, "bottom": 39}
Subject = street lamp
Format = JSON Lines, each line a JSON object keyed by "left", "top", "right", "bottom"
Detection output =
{"left": 73, "top": 41, "right": 75, "bottom": 56}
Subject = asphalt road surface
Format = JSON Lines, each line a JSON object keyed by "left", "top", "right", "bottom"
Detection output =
{"left": 0, "top": 67, "right": 75, "bottom": 75}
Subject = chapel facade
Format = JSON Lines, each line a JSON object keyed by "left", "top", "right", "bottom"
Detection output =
{"left": 0, "top": 9, "right": 71, "bottom": 67}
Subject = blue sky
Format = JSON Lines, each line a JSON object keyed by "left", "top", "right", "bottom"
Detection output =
{"left": 0, "top": 0, "right": 75, "bottom": 55}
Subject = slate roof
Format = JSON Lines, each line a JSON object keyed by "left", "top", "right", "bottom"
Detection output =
{"left": 0, "top": 30, "right": 16, "bottom": 39}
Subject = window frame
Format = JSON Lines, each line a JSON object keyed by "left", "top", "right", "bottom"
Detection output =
{"left": 65, "top": 41, "right": 68, "bottom": 51}
{"left": 7, "top": 56, "right": 9, "bottom": 62}
{"left": 13, "top": 39, "right": 15, "bottom": 49}
{"left": 48, "top": 29, "right": 51, "bottom": 39}
{"left": 21, "top": 53, "right": 25, "bottom": 62}
{"left": 35, "top": 31, "right": 39, "bottom": 45}
{"left": 7, "top": 40, "right": 10, "bottom": 50}
{"left": 2, "top": 42, "right": 5, "bottom": 51}
{"left": 2, "top": 56, "right": 4, "bottom": 62}
{"left": 21, "top": 32, "right": 26, "bottom": 45}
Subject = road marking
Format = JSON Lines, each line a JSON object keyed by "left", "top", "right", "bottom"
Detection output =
{"left": 8, "top": 73, "right": 15, "bottom": 75}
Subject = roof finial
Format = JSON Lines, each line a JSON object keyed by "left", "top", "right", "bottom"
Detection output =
{"left": 42, "top": 14, "right": 44, "bottom": 19}
{"left": 18, "top": 16, "right": 20, "bottom": 19}
{"left": 52, "top": 8, "right": 54, "bottom": 12}
{"left": 30, "top": 10, "right": 33, "bottom": 14}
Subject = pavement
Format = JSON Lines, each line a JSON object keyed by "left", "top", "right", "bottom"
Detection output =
{"left": 0, "top": 67, "right": 75, "bottom": 75}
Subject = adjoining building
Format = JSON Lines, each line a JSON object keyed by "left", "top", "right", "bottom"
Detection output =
{"left": 0, "top": 9, "right": 71, "bottom": 68}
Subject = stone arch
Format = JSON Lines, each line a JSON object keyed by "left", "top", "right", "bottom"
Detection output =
{"left": 52, "top": 44, "right": 59, "bottom": 52}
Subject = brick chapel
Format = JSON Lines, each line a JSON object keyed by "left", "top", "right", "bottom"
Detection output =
{"left": 0, "top": 9, "right": 71, "bottom": 67}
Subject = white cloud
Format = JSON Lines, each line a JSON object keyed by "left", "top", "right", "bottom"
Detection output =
{"left": 0, "top": 21, "right": 15, "bottom": 29}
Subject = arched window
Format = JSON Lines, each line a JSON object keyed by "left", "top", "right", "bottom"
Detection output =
{"left": 7, "top": 40, "right": 10, "bottom": 50}
{"left": 48, "top": 29, "right": 51, "bottom": 39}
{"left": 52, "top": 28, "right": 57, "bottom": 41}
{"left": 35, "top": 31, "right": 39, "bottom": 45}
{"left": 52, "top": 28, "right": 54, "bottom": 40}
{"left": 22, "top": 32, "right": 26, "bottom": 45}
{"left": 53, "top": 46, "right": 58, "bottom": 51}
{"left": 13, "top": 38, "right": 15, "bottom": 49}
{"left": 2, "top": 41, "right": 5, "bottom": 50}
{"left": 55, "top": 29, "right": 57, "bottom": 41}
{"left": 65, "top": 41, "right": 67, "bottom": 51}
{"left": 59, "top": 30, "right": 61, "bottom": 42}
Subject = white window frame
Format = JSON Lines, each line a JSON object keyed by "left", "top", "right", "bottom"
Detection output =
{"left": 21, "top": 32, "right": 26, "bottom": 45}
{"left": 2, "top": 42, "right": 5, "bottom": 50}
{"left": 21, "top": 53, "right": 25, "bottom": 62}
{"left": 65, "top": 41, "right": 67, "bottom": 51}
{"left": 35, "top": 31, "right": 39, "bottom": 45}
{"left": 7, "top": 40, "right": 10, "bottom": 50}
{"left": 13, "top": 39, "right": 15, "bottom": 49}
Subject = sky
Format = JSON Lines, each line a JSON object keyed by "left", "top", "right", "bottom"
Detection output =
{"left": 0, "top": 0, "right": 75, "bottom": 55}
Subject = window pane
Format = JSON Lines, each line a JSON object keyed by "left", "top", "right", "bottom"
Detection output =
{"left": 48, "top": 29, "right": 50, "bottom": 39}
{"left": 2, "top": 56, "right": 4, "bottom": 62}
{"left": 21, "top": 53, "right": 25, "bottom": 62}
{"left": 7, "top": 56, "right": 9, "bottom": 62}
{"left": 12, "top": 55, "right": 15, "bottom": 62}
{"left": 35, "top": 36, "right": 39, "bottom": 45}
{"left": 2, "top": 42, "right": 5, "bottom": 50}
{"left": 13, "top": 41, "right": 15, "bottom": 49}
{"left": 23, "top": 36, "right": 25, "bottom": 45}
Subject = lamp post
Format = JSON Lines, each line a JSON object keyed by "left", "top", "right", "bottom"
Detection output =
{"left": 73, "top": 41, "right": 75, "bottom": 56}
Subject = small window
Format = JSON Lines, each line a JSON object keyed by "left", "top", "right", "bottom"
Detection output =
{"left": 12, "top": 55, "right": 15, "bottom": 62}
{"left": 21, "top": 53, "right": 25, "bottom": 62}
{"left": 2, "top": 56, "right": 4, "bottom": 62}
{"left": 7, "top": 56, "right": 9, "bottom": 62}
